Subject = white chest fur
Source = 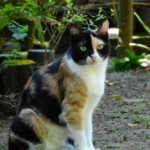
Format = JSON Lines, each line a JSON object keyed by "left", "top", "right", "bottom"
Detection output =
{"left": 67, "top": 58, "right": 108, "bottom": 109}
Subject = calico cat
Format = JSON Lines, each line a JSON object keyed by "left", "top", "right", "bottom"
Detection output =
{"left": 9, "top": 19, "right": 110, "bottom": 150}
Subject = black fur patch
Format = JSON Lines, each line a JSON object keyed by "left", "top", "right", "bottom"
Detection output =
{"left": 67, "top": 137, "right": 75, "bottom": 146}
{"left": 31, "top": 89, "right": 65, "bottom": 125}
{"left": 11, "top": 116, "right": 41, "bottom": 144}
{"left": 46, "top": 60, "right": 61, "bottom": 74}
{"left": 9, "top": 137, "right": 29, "bottom": 150}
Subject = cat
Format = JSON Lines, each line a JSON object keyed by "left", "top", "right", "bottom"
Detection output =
{"left": 8, "top": 19, "right": 110, "bottom": 150}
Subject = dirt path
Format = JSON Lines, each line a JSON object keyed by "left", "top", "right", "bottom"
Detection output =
{"left": 1, "top": 69, "right": 150, "bottom": 150}
{"left": 93, "top": 69, "right": 150, "bottom": 150}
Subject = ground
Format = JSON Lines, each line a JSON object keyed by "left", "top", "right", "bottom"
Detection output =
{"left": 0, "top": 68, "right": 150, "bottom": 150}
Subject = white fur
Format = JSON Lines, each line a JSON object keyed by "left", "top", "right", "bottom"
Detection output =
{"left": 44, "top": 124, "right": 69, "bottom": 149}
{"left": 66, "top": 55, "right": 107, "bottom": 150}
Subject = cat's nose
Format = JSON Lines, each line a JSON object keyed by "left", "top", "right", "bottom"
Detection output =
{"left": 91, "top": 55, "right": 97, "bottom": 61}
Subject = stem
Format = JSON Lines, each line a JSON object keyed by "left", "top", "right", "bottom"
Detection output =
{"left": 134, "top": 12, "right": 150, "bottom": 34}
{"left": 129, "top": 43, "right": 150, "bottom": 51}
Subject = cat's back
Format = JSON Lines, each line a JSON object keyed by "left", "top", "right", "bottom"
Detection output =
{"left": 24, "top": 59, "right": 61, "bottom": 94}
{"left": 18, "top": 58, "right": 65, "bottom": 110}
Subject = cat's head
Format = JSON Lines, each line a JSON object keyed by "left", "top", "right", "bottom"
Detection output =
{"left": 68, "top": 20, "right": 110, "bottom": 66}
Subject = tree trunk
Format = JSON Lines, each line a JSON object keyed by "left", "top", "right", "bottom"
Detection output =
{"left": 117, "top": 0, "right": 133, "bottom": 58}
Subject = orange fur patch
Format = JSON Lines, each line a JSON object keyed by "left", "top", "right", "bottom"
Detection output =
{"left": 31, "top": 115, "right": 48, "bottom": 141}
{"left": 51, "top": 74, "right": 62, "bottom": 102}
{"left": 60, "top": 56, "right": 88, "bottom": 130}
{"left": 20, "top": 109, "right": 48, "bottom": 142}
{"left": 90, "top": 35, "right": 104, "bottom": 51}
{"left": 42, "top": 72, "right": 62, "bottom": 102}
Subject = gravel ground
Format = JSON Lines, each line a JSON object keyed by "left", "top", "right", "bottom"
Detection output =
{"left": 0, "top": 68, "right": 150, "bottom": 150}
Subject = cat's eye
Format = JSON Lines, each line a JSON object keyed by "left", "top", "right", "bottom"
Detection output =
{"left": 80, "top": 46, "right": 87, "bottom": 51}
{"left": 97, "top": 45, "right": 104, "bottom": 50}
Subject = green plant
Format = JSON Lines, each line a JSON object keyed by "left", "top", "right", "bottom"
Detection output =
{"left": 134, "top": 105, "right": 145, "bottom": 114}
{"left": 107, "top": 142, "right": 113, "bottom": 149}
{"left": 111, "top": 111, "right": 120, "bottom": 118}
{"left": 144, "top": 97, "right": 150, "bottom": 101}
{"left": 0, "top": 48, "right": 27, "bottom": 60}
{"left": 130, "top": 116, "right": 143, "bottom": 123}
{"left": 129, "top": 12, "right": 150, "bottom": 52}
{"left": 1, "top": 0, "right": 109, "bottom": 64}
{"left": 0, "top": 142, "right": 7, "bottom": 150}
{"left": 109, "top": 50, "right": 146, "bottom": 71}
{"left": 145, "top": 122, "right": 150, "bottom": 129}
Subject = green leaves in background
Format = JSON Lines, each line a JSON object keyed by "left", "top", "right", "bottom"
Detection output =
{"left": 7, "top": 21, "right": 29, "bottom": 40}
{"left": 0, "top": 49, "right": 27, "bottom": 60}
{"left": 34, "top": 17, "right": 44, "bottom": 44}
{"left": 109, "top": 50, "right": 146, "bottom": 71}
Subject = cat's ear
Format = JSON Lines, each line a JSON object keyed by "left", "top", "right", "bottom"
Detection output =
{"left": 70, "top": 24, "right": 83, "bottom": 36}
{"left": 97, "top": 19, "right": 109, "bottom": 36}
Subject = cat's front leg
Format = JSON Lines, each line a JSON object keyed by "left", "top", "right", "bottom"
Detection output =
{"left": 62, "top": 102, "right": 89, "bottom": 150}
{"left": 67, "top": 129, "right": 89, "bottom": 150}
{"left": 84, "top": 114, "right": 101, "bottom": 150}
{"left": 83, "top": 112, "right": 95, "bottom": 150}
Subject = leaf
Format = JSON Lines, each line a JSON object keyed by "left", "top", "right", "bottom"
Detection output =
{"left": 124, "top": 62, "right": 132, "bottom": 71}
{"left": 128, "top": 123, "right": 138, "bottom": 127}
{"left": 113, "top": 81, "right": 118, "bottom": 85}
{"left": 19, "top": 25, "right": 28, "bottom": 33}
{"left": 89, "top": 20, "right": 94, "bottom": 25}
{"left": 114, "top": 44, "right": 124, "bottom": 50}
{"left": 2, "top": 59, "right": 37, "bottom": 66}
{"left": 123, "top": 99, "right": 145, "bottom": 103}
{"left": 105, "top": 80, "right": 118, "bottom": 85}
{"left": 110, "top": 8, "right": 115, "bottom": 13}
{"left": 0, "top": 54, "right": 11, "bottom": 60}
{"left": 8, "top": 26, "right": 21, "bottom": 33}
{"left": 0, "top": 15, "right": 12, "bottom": 30}
{"left": 12, "top": 33, "right": 27, "bottom": 40}
{"left": 111, "top": 95, "right": 123, "bottom": 100}
{"left": 17, "top": 59, "right": 37, "bottom": 64}
{"left": 112, "top": 58, "right": 121, "bottom": 64}
{"left": 34, "top": 17, "right": 44, "bottom": 44}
